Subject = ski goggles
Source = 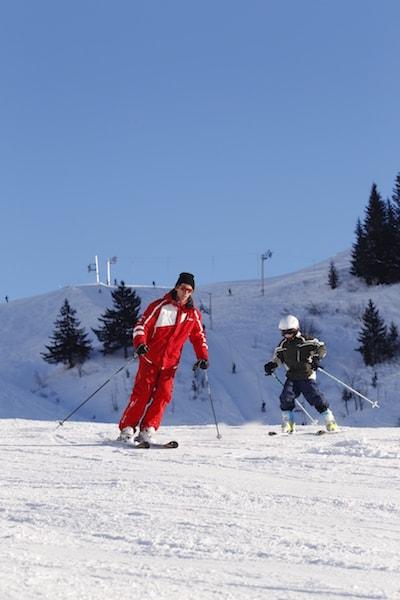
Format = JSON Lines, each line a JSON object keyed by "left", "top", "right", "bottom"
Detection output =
{"left": 281, "top": 329, "right": 297, "bottom": 336}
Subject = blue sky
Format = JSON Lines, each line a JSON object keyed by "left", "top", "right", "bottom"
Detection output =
{"left": 1, "top": 0, "right": 399, "bottom": 300}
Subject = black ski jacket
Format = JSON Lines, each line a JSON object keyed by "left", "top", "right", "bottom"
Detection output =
{"left": 271, "top": 333, "right": 326, "bottom": 381}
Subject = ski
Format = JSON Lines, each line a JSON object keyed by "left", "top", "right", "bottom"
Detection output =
{"left": 107, "top": 439, "right": 150, "bottom": 449}
{"left": 267, "top": 429, "right": 341, "bottom": 437}
{"left": 314, "top": 429, "right": 341, "bottom": 436}
{"left": 107, "top": 438, "right": 178, "bottom": 449}
{"left": 148, "top": 440, "right": 179, "bottom": 449}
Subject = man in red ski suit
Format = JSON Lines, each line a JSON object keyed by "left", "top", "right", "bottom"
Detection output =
{"left": 118, "top": 272, "right": 208, "bottom": 444}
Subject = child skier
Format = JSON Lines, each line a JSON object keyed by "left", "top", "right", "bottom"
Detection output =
{"left": 264, "top": 314, "right": 337, "bottom": 433}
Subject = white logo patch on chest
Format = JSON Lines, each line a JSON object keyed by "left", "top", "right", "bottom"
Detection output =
{"left": 156, "top": 304, "right": 178, "bottom": 327}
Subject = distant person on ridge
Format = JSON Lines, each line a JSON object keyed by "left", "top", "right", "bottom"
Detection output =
{"left": 264, "top": 315, "right": 337, "bottom": 433}
{"left": 118, "top": 272, "right": 209, "bottom": 444}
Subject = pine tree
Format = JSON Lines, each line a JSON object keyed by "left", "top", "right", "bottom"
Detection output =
{"left": 384, "top": 200, "right": 399, "bottom": 283}
{"left": 392, "top": 172, "right": 400, "bottom": 220}
{"left": 386, "top": 322, "right": 400, "bottom": 360}
{"left": 391, "top": 172, "right": 400, "bottom": 279}
{"left": 351, "top": 177, "right": 400, "bottom": 285}
{"left": 356, "top": 299, "right": 388, "bottom": 366}
{"left": 350, "top": 219, "right": 368, "bottom": 279}
{"left": 328, "top": 261, "right": 339, "bottom": 289}
{"left": 93, "top": 282, "right": 141, "bottom": 357}
{"left": 42, "top": 299, "right": 92, "bottom": 369}
{"left": 363, "top": 183, "right": 389, "bottom": 284}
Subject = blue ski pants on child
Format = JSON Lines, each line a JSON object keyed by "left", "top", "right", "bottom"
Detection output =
{"left": 279, "top": 379, "right": 329, "bottom": 413}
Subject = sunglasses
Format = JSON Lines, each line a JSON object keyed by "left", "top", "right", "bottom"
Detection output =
{"left": 178, "top": 285, "right": 193, "bottom": 293}
{"left": 281, "top": 329, "right": 297, "bottom": 336}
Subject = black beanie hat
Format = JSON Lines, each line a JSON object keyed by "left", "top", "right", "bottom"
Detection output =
{"left": 175, "top": 272, "right": 195, "bottom": 290}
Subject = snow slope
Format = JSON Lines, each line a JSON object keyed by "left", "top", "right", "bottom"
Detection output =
{"left": 1, "top": 420, "right": 399, "bottom": 600}
{"left": 0, "top": 249, "right": 399, "bottom": 430}
{"left": 1, "top": 252, "right": 400, "bottom": 599}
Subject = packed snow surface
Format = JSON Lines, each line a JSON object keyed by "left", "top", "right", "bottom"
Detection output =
{"left": 1, "top": 419, "right": 399, "bottom": 600}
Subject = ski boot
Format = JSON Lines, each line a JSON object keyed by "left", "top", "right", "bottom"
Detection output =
{"left": 321, "top": 409, "right": 338, "bottom": 432}
{"left": 281, "top": 411, "right": 295, "bottom": 434}
{"left": 117, "top": 426, "right": 136, "bottom": 443}
{"left": 135, "top": 426, "right": 156, "bottom": 444}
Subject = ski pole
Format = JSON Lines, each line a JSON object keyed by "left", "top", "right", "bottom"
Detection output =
{"left": 271, "top": 372, "right": 284, "bottom": 386}
{"left": 204, "top": 370, "right": 222, "bottom": 440}
{"left": 317, "top": 366, "right": 379, "bottom": 408}
{"left": 294, "top": 399, "right": 318, "bottom": 425}
{"left": 56, "top": 358, "right": 135, "bottom": 428}
{"left": 271, "top": 372, "right": 318, "bottom": 425}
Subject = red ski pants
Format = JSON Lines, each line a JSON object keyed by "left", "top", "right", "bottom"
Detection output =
{"left": 119, "top": 359, "right": 176, "bottom": 431}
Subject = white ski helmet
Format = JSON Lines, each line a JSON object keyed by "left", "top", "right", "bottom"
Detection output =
{"left": 278, "top": 314, "right": 300, "bottom": 331}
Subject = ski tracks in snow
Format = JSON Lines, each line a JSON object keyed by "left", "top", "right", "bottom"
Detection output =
{"left": 0, "top": 420, "right": 399, "bottom": 600}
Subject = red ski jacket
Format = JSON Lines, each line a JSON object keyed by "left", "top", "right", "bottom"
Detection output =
{"left": 133, "top": 292, "right": 208, "bottom": 370}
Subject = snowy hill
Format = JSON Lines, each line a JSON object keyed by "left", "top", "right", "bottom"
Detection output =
{"left": 2, "top": 254, "right": 400, "bottom": 600}
{"left": 0, "top": 250, "right": 399, "bottom": 430}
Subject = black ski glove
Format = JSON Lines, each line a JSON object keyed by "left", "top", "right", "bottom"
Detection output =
{"left": 264, "top": 361, "right": 277, "bottom": 376}
{"left": 193, "top": 359, "right": 209, "bottom": 371}
{"left": 310, "top": 356, "right": 320, "bottom": 370}
{"left": 136, "top": 343, "right": 149, "bottom": 356}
